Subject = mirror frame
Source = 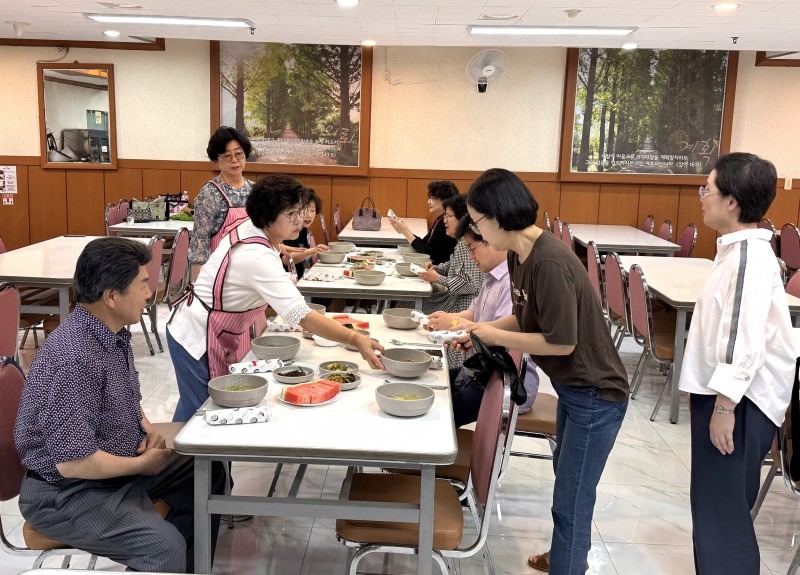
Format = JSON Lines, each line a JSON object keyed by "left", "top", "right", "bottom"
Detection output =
{"left": 37, "top": 62, "right": 118, "bottom": 170}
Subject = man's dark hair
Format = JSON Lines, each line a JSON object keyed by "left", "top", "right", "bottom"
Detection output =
{"left": 714, "top": 153, "right": 777, "bottom": 223}
{"left": 443, "top": 194, "right": 468, "bottom": 220}
{"left": 467, "top": 168, "right": 538, "bottom": 231}
{"left": 455, "top": 215, "right": 483, "bottom": 242}
{"left": 304, "top": 188, "right": 323, "bottom": 213}
{"left": 427, "top": 180, "right": 460, "bottom": 202}
{"left": 74, "top": 237, "right": 151, "bottom": 304}
{"left": 246, "top": 174, "right": 305, "bottom": 229}
{"left": 206, "top": 126, "right": 253, "bottom": 162}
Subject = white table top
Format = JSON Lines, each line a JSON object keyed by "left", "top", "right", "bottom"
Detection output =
{"left": 570, "top": 224, "right": 680, "bottom": 254}
{"left": 0, "top": 235, "right": 106, "bottom": 284}
{"left": 297, "top": 249, "right": 432, "bottom": 299}
{"left": 109, "top": 220, "right": 194, "bottom": 236}
{"left": 174, "top": 313, "right": 456, "bottom": 464}
{"left": 618, "top": 255, "right": 800, "bottom": 312}
{"left": 337, "top": 217, "right": 429, "bottom": 246}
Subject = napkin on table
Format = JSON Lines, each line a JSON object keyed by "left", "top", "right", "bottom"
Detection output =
{"left": 204, "top": 406, "right": 272, "bottom": 426}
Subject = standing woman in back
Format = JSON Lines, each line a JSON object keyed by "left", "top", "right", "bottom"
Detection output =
{"left": 188, "top": 126, "right": 254, "bottom": 278}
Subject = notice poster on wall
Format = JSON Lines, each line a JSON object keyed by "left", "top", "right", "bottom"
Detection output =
{"left": 0, "top": 165, "right": 17, "bottom": 193}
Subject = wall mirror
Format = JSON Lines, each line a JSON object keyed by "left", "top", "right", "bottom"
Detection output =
{"left": 37, "top": 63, "right": 117, "bottom": 169}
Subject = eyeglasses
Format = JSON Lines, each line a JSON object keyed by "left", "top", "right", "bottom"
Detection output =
{"left": 281, "top": 206, "right": 308, "bottom": 223}
{"left": 698, "top": 185, "right": 721, "bottom": 200}
{"left": 465, "top": 241, "right": 484, "bottom": 255}
{"left": 442, "top": 212, "right": 456, "bottom": 221}
{"left": 469, "top": 214, "right": 488, "bottom": 235}
{"left": 218, "top": 151, "right": 246, "bottom": 162}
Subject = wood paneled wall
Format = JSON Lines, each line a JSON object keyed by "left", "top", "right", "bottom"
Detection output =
{"left": 2, "top": 157, "right": 799, "bottom": 261}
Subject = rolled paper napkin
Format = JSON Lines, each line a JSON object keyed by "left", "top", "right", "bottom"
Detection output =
{"left": 410, "top": 310, "right": 429, "bottom": 326}
{"left": 204, "top": 406, "right": 272, "bottom": 426}
{"left": 302, "top": 270, "right": 337, "bottom": 282}
{"left": 428, "top": 330, "right": 466, "bottom": 345}
{"left": 229, "top": 359, "right": 284, "bottom": 374}
{"left": 267, "top": 320, "right": 304, "bottom": 333}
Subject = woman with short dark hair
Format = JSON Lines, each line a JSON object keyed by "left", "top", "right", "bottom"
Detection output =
{"left": 168, "top": 174, "right": 384, "bottom": 422}
{"left": 282, "top": 188, "right": 330, "bottom": 280}
{"left": 188, "top": 126, "right": 255, "bottom": 276}
{"left": 388, "top": 180, "right": 458, "bottom": 265}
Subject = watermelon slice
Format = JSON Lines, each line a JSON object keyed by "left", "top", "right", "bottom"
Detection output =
{"left": 280, "top": 380, "right": 341, "bottom": 405}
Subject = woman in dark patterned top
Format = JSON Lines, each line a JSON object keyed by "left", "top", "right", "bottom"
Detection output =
{"left": 282, "top": 188, "right": 330, "bottom": 280}
{"left": 388, "top": 180, "right": 458, "bottom": 265}
{"left": 188, "top": 126, "right": 254, "bottom": 277}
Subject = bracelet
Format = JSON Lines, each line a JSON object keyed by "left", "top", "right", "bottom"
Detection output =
{"left": 714, "top": 404, "right": 736, "bottom": 415}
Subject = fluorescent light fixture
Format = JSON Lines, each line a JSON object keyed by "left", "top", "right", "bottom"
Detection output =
{"left": 85, "top": 14, "right": 254, "bottom": 28}
{"left": 469, "top": 25, "right": 637, "bottom": 36}
{"left": 621, "top": 42, "right": 638, "bottom": 50}
{"left": 713, "top": 3, "right": 739, "bottom": 9}
{"left": 103, "top": 30, "right": 121, "bottom": 37}
{"left": 337, "top": 0, "right": 359, "bottom": 6}
{"left": 361, "top": 39, "right": 376, "bottom": 46}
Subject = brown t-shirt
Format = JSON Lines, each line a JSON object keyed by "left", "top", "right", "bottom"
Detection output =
{"left": 508, "top": 232, "right": 629, "bottom": 402}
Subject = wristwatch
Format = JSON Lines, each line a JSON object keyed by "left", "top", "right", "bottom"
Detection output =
{"left": 714, "top": 404, "right": 736, "bottom": 415}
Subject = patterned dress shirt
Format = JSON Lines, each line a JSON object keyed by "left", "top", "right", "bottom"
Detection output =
{"left": 14, "top": 306, "right": 146, "bottom": 485}
{"left": 188, "top": 175, "right": 252, "bottom": 266}
{"left": 422, "top": 239, "right": 485, "bottom": 315}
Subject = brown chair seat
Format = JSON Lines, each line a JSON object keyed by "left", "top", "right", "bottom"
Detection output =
{"left": 335, "top": 473, "right": 463, "bottom": 550}
{"left": 515, "top": 393, "right": 557, "bottom": 436}
{"left": 385, "top": 428, "right": 472, "bottom": 484}
{"left": 22, "top": 498, "right": 171, "bottom": 551}
{"left": 645, "top": 331, "right": 675, "bottom": 360}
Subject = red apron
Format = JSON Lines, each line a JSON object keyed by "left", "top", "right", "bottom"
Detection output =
{"left": 208, "top": 179, "right": 251, "bottom": 255}
{"left": 172, "top": 227, "right": 274, "bottom": 379}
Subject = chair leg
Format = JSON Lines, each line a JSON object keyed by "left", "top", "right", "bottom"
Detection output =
{"left": 149, "top": 305, "right": 163, "bottom": 352}
{"left": 649, "top": 365, "right": 673, "bottom": 422}
{"left": 751, "top": 461, "right": 778, "bottom": 522}
{"left": 630, "top": 350, "right": 649, "bottom": 399}
{"left": 432, "top": 551, "right": 450, "bottom": 574}
{"left": 21, "top": 327, "right": 30, "bottom": 348}
{"left": 140, "top": 317, "right": 155, "bottom": 355}
{"left": 787, "top": 542, "right": 800, "bottom": 575}
{"left": 87, "top": 554, "right": 98, "bottom": 569}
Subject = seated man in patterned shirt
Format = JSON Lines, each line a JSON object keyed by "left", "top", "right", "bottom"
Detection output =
{"left": 14, "top": 237, "right": 224, "bottom": 573}
{"left": 425, "top": 217, "right": 539, "bottom": 427}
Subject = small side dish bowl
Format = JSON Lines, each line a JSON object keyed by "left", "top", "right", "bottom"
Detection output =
{"left": 251, "top": 335, "right": 301, "bottom": 361}
{"left": 318, "top": 360, "right": 360, "bottom": 375}
{"left": 375, "top": 383, "right": 435, "bottom": 417}
{"left": 321, "top": 371, "right": 362, "bottom": 391}
{"left": 273, "top": 365, "right": 315, "bottom": 384}
{"left": 208, "top": 374, "right": 268, "bottom": 408}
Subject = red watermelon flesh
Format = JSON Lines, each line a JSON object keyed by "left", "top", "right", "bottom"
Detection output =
{"left": 281, "top": 380, "right": 341, "bottom": 405}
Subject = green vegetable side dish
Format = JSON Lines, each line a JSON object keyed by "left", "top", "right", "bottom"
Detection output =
{"left": 326, "top": 373, "right": 356, "bottom": 384}
{"left": 388, "top": 393, "right": 424, "bottom": 400}
{"left": 322, "top": 362, "right": 353, "bottom": 372}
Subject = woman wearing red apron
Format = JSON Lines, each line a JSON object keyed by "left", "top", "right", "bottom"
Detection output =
{"left": 188, "top": 126, "right": 254, "bottom": 279}
{"left": 167, "top": 174, "right": 384, "bottom": 422}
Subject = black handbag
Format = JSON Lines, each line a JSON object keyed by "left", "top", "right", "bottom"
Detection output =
{"left": 127, "top": 207, "right": 152, "bottom": 223}
{"left": 461, "top": 332, "right": 528, "bottom": 407}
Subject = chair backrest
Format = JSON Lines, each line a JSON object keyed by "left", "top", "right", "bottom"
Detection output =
{"left": 586, "top": 241, "right": 603, "bottom": 307}
{"left": 759, "top": 218, "right": 778, "bottom": 254}
{"left": 656, "top": 219, "right": 673, "bottom": 242}
{"left": 560, "top": 222, "right": 575, "bottom": 252}
{"left": 604, "top": 252, "right": 628, "bottom": 328}
{"left": 0, "top": 234, "right": 6, "bottom": 254}
{"left": 333, "top": 204, "right": 343, "bottom": 234}
{"left": 676, "top": 223, "right": 697, "bottom": 258}
{"left": 118, "top": 199, "right": 130, "bottom": 216}
{"left": 543, "top": 211, "right": 552, "bottom": 234}
{"left": 0, "top": 359, "right": 26, "bottom": 502}
{"left": 627, "top": 264, "right": 669, "bottom": 362}
{"left": 318, "top": 213, "right": 330, "bottom": 244}
{"left": 145, "top": 236, "right": 163, "bottom": 306}
{"left": 307, "top": 231, "right": 318, "bottom": 265}
{"left": 785, "top": 267, "right": 800, "bottom": 297}
{"left": 162, "top": 227, "right": 189, "bottom": 305}
{"left": 781, "top": 224, "right": 800, "bottom": 270}
{"left": 104, "top": 203, "right": 117, "bottom": 235}
{"left": 642, "top": 214, "right": 655, "bottom": 234}
{"left": 552, "top": 216, "right": 563, "bottom": 240}
{"left": 0, "top": 283, "right": 20, "bottom": 359}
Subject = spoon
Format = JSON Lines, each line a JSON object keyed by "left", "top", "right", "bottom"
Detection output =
{"left": 390, "top": 339, "right": 440, "bottom": 348}
{"left": 383, "top": 379, "right": 447, "bottom": 390}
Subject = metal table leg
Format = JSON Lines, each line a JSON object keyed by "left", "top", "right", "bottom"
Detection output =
{"left": 194, "top": 457, "right": 212, "bottom": 574}
{"left": 669, "top": 309, "right": 688, "bottom": 424}
{"left": 417, "top": 465, "right": 435, "bottom": 575}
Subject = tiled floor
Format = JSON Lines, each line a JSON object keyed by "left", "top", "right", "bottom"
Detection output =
{"left": 3, "top": 309, "right": 800, "bottom": 575}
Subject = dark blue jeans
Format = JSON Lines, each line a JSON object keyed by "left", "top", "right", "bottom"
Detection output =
{"left": 167, "top": 328, "right": 211, "bottom": 423}
{"left": 550, "top": 382, "right": 627, "bottom": 575}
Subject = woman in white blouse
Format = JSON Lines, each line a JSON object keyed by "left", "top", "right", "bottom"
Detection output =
{"left": 167, "top": 174, "right": 384, "bottom": 422}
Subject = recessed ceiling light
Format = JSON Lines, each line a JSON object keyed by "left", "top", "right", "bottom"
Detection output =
{"left": 713, "top": 3, "right": 739, "bottom": 10}
{"left": 85, "top": 14, "right": 254, "bottom": 28}
{"left": 621, "top": 42, "right": 638, "bottom": 50}
{"left": 104, "top": 30, "right": 121, "bottom": 37}
{"left": 469, "top": 25, "right": 637, "bottom": 37}
{"left": 337, "top": 0, "right": 359, "bottom": 6}
{"left": 361, "top": 39, "right": 376, "bottom": 46}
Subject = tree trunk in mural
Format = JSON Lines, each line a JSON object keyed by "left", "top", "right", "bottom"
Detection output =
{"left": 235, "top": 59, "right": 245, "bottom": 134}
{"left": 578, "top": 48, "right": 599, "bottom": 172}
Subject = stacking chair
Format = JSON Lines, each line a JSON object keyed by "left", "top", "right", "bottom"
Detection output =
{"left": 104, "top": 202, "right": 123, "bottom": 236}
{"left": 758, "top": 218, "right": 778, "bottom": 255}
{"left": 627, "top": 264, "right": 677, "bottom": 422}
{"left": 586, "top": 241, "right": 609, "bottom": 325}
{"left": 117, "top": 198, "right": 130, "bottom": 218}
{"left": 604, "top": 252, "right": 630, "bottom": 350}
{"left": 560, "top": 222, "right": 575, "bottom": 252}
{"left": 552, "top": 216, "right": 563, "bottom": 240}
{"left": 0, "top": 282, "right": 20, "bottom": 360}
{"left": 543, "top": 211, "right": 552, "bottom": 234}
{"left": 333, "top": 204, "right": 344, "bottom": 235}
{"left": 641, "top": 214, "right": 655, "bottom": 234}
{"left": 781, "top": 224, "right": 800, "bottom": 275}
{"left": 318, "top": 213, "right": 330, "bottom": 244}
{"left": 656, "top": 219, "right": 673, "bottom": 242}
{"left": 336, "top": 369, "right": 516, "bottom": 575}
{"left": 780, "top": 258, "right": 790, "bottom": 289}
{"left": 157, "top": 227, "right": 189, "bottom": 309}
{"left": 139, "top": 236, "right": 164, "bottom": 355}
{"left": 786, "top": 270, "right": 800, "bottom": 297}
{"left": 307, "top": 231, "right": 319, "bottom": 266}
{"left": 0, "top": 234, "right": 6, "bottom": 253}
{"left": 509, "top": 354, "right": 557, "bottom": 463}
{"left": 675, "top": 223, "right": 698, "bottom": 257}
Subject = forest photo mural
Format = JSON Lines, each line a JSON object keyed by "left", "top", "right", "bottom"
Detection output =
{"left": 570, "top": 48, "right": 729, "bottom": 176}
{"left": 220, "top": 42, "right": 363, "bottom": 167}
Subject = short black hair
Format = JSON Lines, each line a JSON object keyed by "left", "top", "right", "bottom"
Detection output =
{"left": 246, "top": 174, "right": 305, "bottom": 229}
{"left": 467, "top": 168, "right": 538, "bottom": 231}
{"left": 714, "top": 153, "right": 777, "bottom": 223}
{"left": 304, "top": 188, "right": 323, "bottom": 213}
{"left": 442, "top": 194, "right": 468, "bottom": 220}
{"left": 455, "top": 215, "right": 483, "bottom": 242}
{"left": 207, "top": 126, "right": 252, "bottom": 162}
{"left": 427, "top": 180, "right": 459, "bottom": 202}
{"left": 74, "top": 237, "right": 151, "bottom": 304}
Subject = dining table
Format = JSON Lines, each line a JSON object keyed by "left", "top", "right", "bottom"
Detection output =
{"left": 296, "top": 247, "right": 433, "bottom": 310}
{"left": 109, "top": 219, "right": 194, "bottom": 237}
{"left": 617, "top": 255, "right": 800, "bottom": 423}
{"left": 570, "top": 224, "right": 680, "bottom": 255}
{"left": 174, "top": 313, "right": 456, "bottom": 575}
{"left": 337, "top": 217, "right": 429, "bottom": 247}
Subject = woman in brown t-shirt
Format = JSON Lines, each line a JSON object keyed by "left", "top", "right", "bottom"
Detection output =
{"left": 454, "top": 168, "right": 629, "bottom": 575}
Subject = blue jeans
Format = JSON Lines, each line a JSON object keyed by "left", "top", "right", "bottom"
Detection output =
{"left": 167, "top": 328, "right": 211, "bottom": 422}
{"left": 550, "top": 382, "right": 627, "bottom": 575}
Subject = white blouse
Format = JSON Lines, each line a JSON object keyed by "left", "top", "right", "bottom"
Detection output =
{"left": 168, "top": 219, "right": 311, "bottom": 360}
